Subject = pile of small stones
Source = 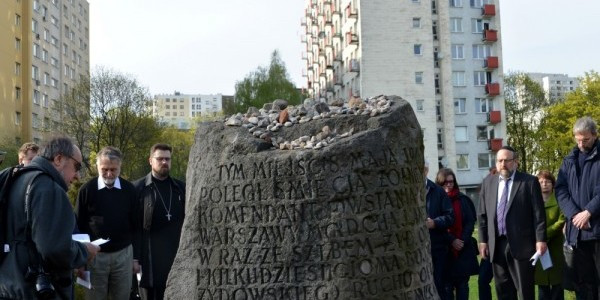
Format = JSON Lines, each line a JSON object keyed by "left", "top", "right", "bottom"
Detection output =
{"left": 224, "top": 95, "right": 394, "bottom": 150}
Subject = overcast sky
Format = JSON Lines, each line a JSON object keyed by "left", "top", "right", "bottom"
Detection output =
{"left": 89, "top": 0, "right": 600, "bottom": 96}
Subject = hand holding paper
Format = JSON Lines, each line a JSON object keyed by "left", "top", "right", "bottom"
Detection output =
{"left": 530, "top": 250, "right": 553, "bottom": 270}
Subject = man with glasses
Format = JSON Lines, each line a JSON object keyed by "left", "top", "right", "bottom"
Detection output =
{"left": 0, "top": 136, "right": 99, "bottom": 299}
{"left": 133, "top": 143, "right": 185, "bottom": 300}
{"left": 556, "top": 116, "right": 600, "bottom": 299}
{"left": 478, "top": 145, "right": 547, "bottom": 300}
{"left": 75, "top": 146, "right": 138, "bottom": 300}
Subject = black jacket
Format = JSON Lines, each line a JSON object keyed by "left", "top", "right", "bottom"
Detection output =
{"left": 556, "top": 141, "right": 600, "bottom": 245}
{"left": 132, "top": 173, "right": 185, "bottom": 288}
{"left": 0, "top": 157, "right": 88, "bottom": 299}
{"left": 426, "top": 179, "right": 454, "bottom": 249}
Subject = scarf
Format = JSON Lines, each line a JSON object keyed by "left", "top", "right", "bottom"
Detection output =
{"left": 447, "top": 187, "right": 463, "bottom": 257}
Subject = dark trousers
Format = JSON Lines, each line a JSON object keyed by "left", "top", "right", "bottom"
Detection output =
{"left": 140, "top": 287, "right": 165, "bottom": 300}
{"left": 444, "top": 276, "right": 469, "bottom": 300}
{"left": 492, "top": 236, "right": 535, "bottom": 300}
{"left": 478, "top": 258, "right": 493, "bottom": 300}
{"left": 572, "top": 240, "right": 600, "bottom": 300}
{"left": 538, "top": 284, "right": 564, "bottom": 300}
{"left": 432, "top": 247, "right": 448, "bottom": 298}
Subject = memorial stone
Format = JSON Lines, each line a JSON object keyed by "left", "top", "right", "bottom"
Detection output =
{"left": 165, "top": 95, "right": 439, "bottom": 299}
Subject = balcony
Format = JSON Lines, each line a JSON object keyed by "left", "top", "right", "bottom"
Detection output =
{"left": 346, "top": 32, "right": 359, "bottom": 46}
{"left": 346, "top": 5, "right": 358, "bottom": 19}
{"left": 488, "top": 138, "right": 503, "bottom": 152}
{"left": 485, "top": 83, "right": 500, "bottom": 96}
{"left": 487, "top": 110, "right": 501, "bottom": 124}
{"left": 348, "top": 59, "right": 360, "bottom": 73}
{"left": 482, "top": 4, "right": 496, "bottom": 18}
{"left": 484, "top": 56, "right": 499, "bottom": 69}
{"left": 483, "top": 29, "right": 498, "bottom": 42}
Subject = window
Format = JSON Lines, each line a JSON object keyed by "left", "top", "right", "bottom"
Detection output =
{"left": 478, "top": 153, "right": 494, "bottom": 169}
{"left": 33, "top": 0, "right": 39, "bottom": 11}
{"left": 455, "top": 126, "right": 468, "bottom": 142}
{"left": 474, "top": 71, "right": 487, "bottom": 86}
{"left": 450, "top": 18, "right": 462, "bottom": 32}
{"left": 179, "top": 112, "right": 184, "bottom": 116}
{"left": 166, "top": 105, "right": 170, "bottom": 109}
{"left": 15, "top": 87, "right": 21, "bottom": 100}
{"left": 477, "top": 126, "right": 488, "bottom": 141}
{"left": 470, "top": 0, "right": 488, "bottom": 8}
{"left": 450, "top": 0, "right": 462, "bottom": 7}
{"left": 32, "top": 19, "right": 38, "bottom": 33}
{"left": 475, "top": 98, "right": 493, "bottom": 113}
{"left": 32, "top": 65, "right": 39, "bottom": 80}
{"left": 454, "top": 98, "right": 466, "bottom": 114}
{"left": 436, "top": 100, "right": 442, "bottom": 121}
{"left": 180, "top": 105, "right": 184, "bottom": 109}
{"left": 15, "top": 38, "right": 21, "bottom": 50}
{"left": 42, "top": 49, "right": 48, "bottom": 62}
{"left": 414, "top": 44, "right": 423, "bottom": 55}
{"left": 63, "top": 43, "right": 68, "bottom": 55}
{"left": 451, "top": 44, "right": 464, "bottom": 59}
{"left": 471, "top": 19, "right": 484, "bottom": 33}
{"left": 457, "top": 154, "right": 469, "bottom": 170}
{"left": 64, "top": 64, "right": 69, "bottom": 76}
{"left": 43, "top": 93, "right": 48, "bottom": 107}
{"left": 15, "top": 112, "right": 21, "bottom": 125}
{"left": 452, "top": 72, "right": 466, "bottom": 87}
{"left": 166, "top": 99, "right": 170, "bottom": 102}
{"left": 413, "top": 18, "right": 421, "bottom": 28}
{"left": 437, "top": 128, "right": 444, "bottom": 149}
{"left": 15, "top": 14, "right": 21, "bottom": 26}
{"left": 33, "top": 43, "right": 40, "bottom": 58}
{"left": 165, "top": 112, "right": 171, "bottom": 116}
{"left": 51, "top": 16, "right": 58, "bottom": 27}
{"left": 33, "top": 90, "right": 40, "bottom": 105}
{"left": 44, "top": 29, "right": 49, "bottom": 41}
{"left": 415, "top": 72, "right": 424, "bottom": 84}
{"left": 44, "top": 73, "right": 49, "bottom": 85}
{"left": 51, "top": 36, "right": 58, "bottom": 46}
{"left": 472, "top": 44, "right": 491, "bottom": 59}
{"left": 32, "top": 113, "right": 40, "bottom": 128}
{"left": 416, "top": 99, "right": 424, "bottom": 111}
{"left": 15, "top": 62, "right": 21, "bottom": 75}
{"left": 51, "top": 57, "right": 58, "bottom": 67}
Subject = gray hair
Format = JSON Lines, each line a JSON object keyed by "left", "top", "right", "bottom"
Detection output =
{"left": 39, "top": 136, "right": 76, "bottom": 161}
{"left": 97, "top": 146, "right": 122, "bottom": 163}
{"left": 573, "top": 117, "right": 597, "bottom": 135}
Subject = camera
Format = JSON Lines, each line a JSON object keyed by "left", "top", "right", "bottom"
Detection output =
{"left": 25, "top": 266, "right": 56, "bottom": 299}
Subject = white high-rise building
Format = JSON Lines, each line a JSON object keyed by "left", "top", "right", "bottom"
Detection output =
{"left": 302, "top": 0, "right": 506, "bottom": 193}
{"left": 528, "top": 73, "right": 579, "bottom": 103}
{"left": 153, "top": 92, "right": 223, "bottom": 129}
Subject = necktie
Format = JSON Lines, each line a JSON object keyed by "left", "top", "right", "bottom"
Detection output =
{"left": 497, "top": 178, "right": 511, "bottom": 236}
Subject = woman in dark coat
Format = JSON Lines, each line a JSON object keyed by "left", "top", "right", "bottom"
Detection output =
{"left": 435, "top": 168, "right": 479, "bottom": 300}
{"left": 535, "top": 170, "right": 566, "bottom": 300}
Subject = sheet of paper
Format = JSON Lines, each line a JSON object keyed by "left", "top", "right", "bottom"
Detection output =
{"left": 76, "top": 271, "right": 92, "bottom": 289}
{"left": 72, "top": 234, "right": 90, "bottom": 243}
{"left": 91, "top": 238, "right": 109, "bottom": 246}
{"left": 530, "top": 250, "right": 553, "bottom": 270}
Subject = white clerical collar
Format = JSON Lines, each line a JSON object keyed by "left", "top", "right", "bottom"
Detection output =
{"left": 98, "top": 177, "right": 122, "bottom": 190}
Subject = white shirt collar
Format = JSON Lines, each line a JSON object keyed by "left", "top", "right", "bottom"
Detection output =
{"left": 98, "top": 176, "right": 122, "bottom": 190}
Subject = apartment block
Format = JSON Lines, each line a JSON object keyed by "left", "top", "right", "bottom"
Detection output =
{"left": 0, "top": 0, "right": 90, "bottom": 146}
{"left": 302, "top": 0, "right": 506, "bottom": 192}
{"left": 528, "top": 72, "right": 579, "bottom": 103}
{"left": 153, "top": 92, "right": 224, "bottom": 129}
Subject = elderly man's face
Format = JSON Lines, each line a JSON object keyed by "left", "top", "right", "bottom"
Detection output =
{"left": 97, "top": 157, "right": 121, "bottom": 186}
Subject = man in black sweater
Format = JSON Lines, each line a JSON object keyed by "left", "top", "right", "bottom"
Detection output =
{"left": 76, "top": 146, "right": 138, "bottom": 300}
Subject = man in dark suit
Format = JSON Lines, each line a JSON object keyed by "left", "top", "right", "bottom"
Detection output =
{"left": 478, "top": 146, "right": 547, "bottom": 300}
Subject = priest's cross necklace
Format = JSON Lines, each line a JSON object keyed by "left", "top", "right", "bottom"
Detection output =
{"left": 154, "top": 182, "right": 173, "bottom": 221}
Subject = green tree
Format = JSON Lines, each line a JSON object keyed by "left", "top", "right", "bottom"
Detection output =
{"left": 234, "top": 50, "right": 305, "bottom": 112}
{"left": 504, "top": 72, "right": 547, "bottom": 174}
{"left": 537, "top": 71, "right": 600, "bottom": 173}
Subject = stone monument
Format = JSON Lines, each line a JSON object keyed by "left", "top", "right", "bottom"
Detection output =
{"left": 165, "top": 95, "right": 439, "bottom": 299}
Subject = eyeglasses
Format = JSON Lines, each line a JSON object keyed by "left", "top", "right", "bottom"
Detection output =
{"left": 496, "top": 158, "right": 514, "bottom": 164}
{"left": 444, "top": 180, "right": 454, "bottom": 185}
{"left": 66, "top": 155, "right": 82, "bottom": 172}
{"left": 153, "top": 157, "right": 171, "bottom": 162}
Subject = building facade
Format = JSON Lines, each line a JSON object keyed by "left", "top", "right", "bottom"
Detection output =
{"left": 528, "top": 72, "right": 579, "bottom": 103}
{"left": 301, "top": 0, "right": 506, "bottom": 192}
{"left": 153, "top": 92, "right": 224, "bottom": 129}
{"left": 0, "top": 0, "right": 90, "bottom": 146}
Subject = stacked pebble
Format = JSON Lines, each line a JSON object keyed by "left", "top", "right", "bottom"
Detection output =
{"left": 224, "top": 95, "right": 394, "bottom": 150}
